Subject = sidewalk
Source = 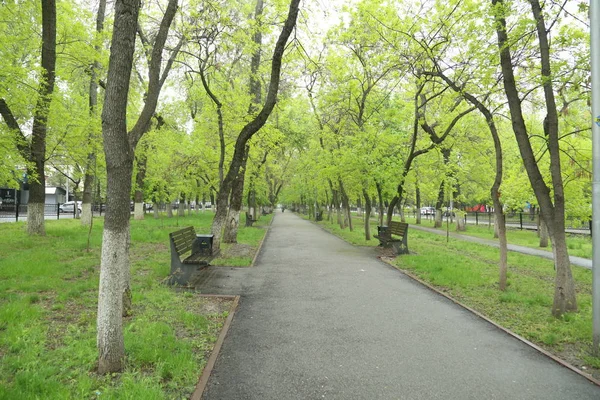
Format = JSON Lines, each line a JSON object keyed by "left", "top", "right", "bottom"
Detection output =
{"left": 410, "top": 224, "right": 592, "bottom": 270}
{"left": 200, "top": 212, "right": 599, "bottom": 399}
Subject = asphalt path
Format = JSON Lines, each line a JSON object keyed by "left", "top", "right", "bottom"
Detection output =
{"left": 410, "top": 224, "right": 592, "bottom": 270}
{"left": 200, "top": 211, "right": 599, "bottom": 399}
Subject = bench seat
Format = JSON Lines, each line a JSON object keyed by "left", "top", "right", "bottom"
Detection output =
{"left": 168, "top": 226, "right": 218, "bottom": 285}
{"left": 374, "top": 221, "right": 409, "bottom": 255}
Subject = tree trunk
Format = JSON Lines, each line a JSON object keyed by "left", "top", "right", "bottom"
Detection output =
{"left": 81, "top": 165, "right": 94, "bottom": 226}
{"left": 339, "top": 179, "right": 352, "bottom": 231}
{"left": 376, "top": 182, "right": 384, "bottom": 227}
{"left": 493, "top": 0, "right": 576, "bottom": 313}
{"left": 434, "top": 209, "right": 442, "bottom": 228}
{"left": 133, "top": 154, "right": 146, "bottom": 220}
{"left": 153, "top": 202, "right": 159, "bottom": 219}
{"left": 415, "top": 184, "right": 421, "bottom": 225}
{"left": 82, "top": 0, "right": 106, "bottom": 227}
{"left": 539, "top": 213, "right": 549, "bottom": 248}
{"left": 432, "top": 66, "right": 508, "bottom": 292}
{"left": 363, "top": 188, "right": 371, "bottom": 240}
{"left": 178, "top": 194, "right": 185, "bottom": 217}
{"left": 456, "top": 214, "right": 466, "bottom": 231}
{"left": 97, "top": 0, "right": 140, "bottom": 374}
{"left": 496, "top": 210, "right": 508, "bottom": 290}
{"left": 21, "top": 0, "right": 56, "bottom": 236}
{"left": 210, "top": 0, "right": 300, "bottom": 252}
{"left": 167, "top": 203, "right": 173, "bottom": 218}
{"left": 551, "top": 231, "right": 577, "bottom": 314}
{"left": 97, "top": 0, "right": 179, "bottom": 372}
{"left": 223, "top": 147, "right": 249, "bottom": 243}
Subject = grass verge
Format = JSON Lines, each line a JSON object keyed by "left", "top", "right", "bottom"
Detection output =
{"left": 400, "top": 215, "right": 592, "bottom": 259}
{"left": 0, "top": 212, "right": 266, "bottom": 399}
{"left": 305, "top": 212, "right": 600, "bottom": 379}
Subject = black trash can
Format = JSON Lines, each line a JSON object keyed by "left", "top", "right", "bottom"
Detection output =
{"left": 377, "top": 225, "right": 389, "bottom": 237}
{"left": 193, "top": 234, "right": 214, "bottom": 255}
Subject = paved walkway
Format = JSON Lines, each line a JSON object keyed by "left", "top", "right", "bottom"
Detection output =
{"left": 410, "top": 225, "right": 592, "bottom": 269}
{"left": 200, "top": 212, "right": 599, "bottom": 399}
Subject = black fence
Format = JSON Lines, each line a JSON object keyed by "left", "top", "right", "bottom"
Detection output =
{"left": 0, "top": 202, "right": 202, "bottom": 222}
{"left": 413, "top": 210, "right": 591, "bottom": 235}
{"left": 0, "top": 203, "right": 110, "bottom": 222}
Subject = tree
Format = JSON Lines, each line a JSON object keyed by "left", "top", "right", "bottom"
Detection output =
{"left": 97, "top": 0, "right": 179, "bottom": 373}
{"left": 491, "top": 0, "right": 577, "bottom": 315}
{"left": 211, "top": 0, "right": 301, "bottom": 251}
{"left": 81, "top": 0, "right": 107, "bottom": 226}
{"left": 0, "top": 0, "right": 56, "bottom": 235}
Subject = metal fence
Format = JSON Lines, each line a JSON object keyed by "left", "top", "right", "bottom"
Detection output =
{"left": 0, "top": 203, "right": 110, "bottom": 222}
{"left": 414, "top": 210, "right": 591, "bottom": 235}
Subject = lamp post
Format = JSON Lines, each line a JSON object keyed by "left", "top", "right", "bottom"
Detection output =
{"left": 591, "top": 1, "right": 600, "bottom": 355}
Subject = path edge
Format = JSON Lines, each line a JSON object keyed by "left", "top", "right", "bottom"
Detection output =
{"left": 190, "top": 294, "right": 241, "bottom": 400}
{"left": 378, "top": 257, "right": 600, "bottom": 388}
{"left": 250, "top": 213, "right": 275, "bottom": 266}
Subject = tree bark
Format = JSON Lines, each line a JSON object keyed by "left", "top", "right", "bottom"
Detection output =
{"left": 133, "top": 152, "right": 146, "bottom": 220}
{"left": 363, "top": 188, "right": 372, "bottom": 240}
{"left": 492, "top": 0, "right": 576, "bottom": 313}
{"left": 210, "top": 0, "right": 300, "bottom": 251}
{"left": 539, "top": 213, "right": 549, "bottom": 248}
{"left": 431, "top": 67, "right": 508, "bottom": 291}
{"left": 82, "top": 0, "right": 106, "bottom": 226}
{"left": 178, "top": 193, "right": 185, "bottom": 217}
{"left": 98, "top": 0, "right": 140, "bottom": 374}
{"left": 415, "top": 183, "right": 422, "bottom": 224}
{"left": 224, "top": 146, "right": 249, "bottom": 243}
{"left": 339, "top": 179, "right": 352, "bottom": 231}
{"left": 97, "top": 0, "right": 178, "bottom": 373}
{"left": 0, "top": 1, "right": 56, "bottom": 236}
{"left": 376, "top": 182, "right": 384, "bottom": 226}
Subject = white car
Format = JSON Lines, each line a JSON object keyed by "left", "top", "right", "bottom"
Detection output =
{"left": 59, "top": 201, "right": 82, "bottom": 213}
{"left": 420, "top": 207, "right": 435, "bottom": 215}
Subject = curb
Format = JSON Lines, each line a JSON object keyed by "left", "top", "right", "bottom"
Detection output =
{"left": 249, "top": 213, "right": 275, "bottom": 267}
{"left": 378, "top": 256, "right": 600, "bottom": 388}
{"left": 190, "top": 294, "right": 241, "bottom": 400}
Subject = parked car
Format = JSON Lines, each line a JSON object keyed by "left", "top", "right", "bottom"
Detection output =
{"left": 420, "top": 207, "right": 435, "bottom": 215}
{"left": 59, "top": 201, "right": 82, "bottom": 213}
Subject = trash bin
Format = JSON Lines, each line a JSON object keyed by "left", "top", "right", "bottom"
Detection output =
{"left": 377, "top": 225, "right": 389, "bottom": 237}
{"left": 193, "top": 234, "right": 214, "bottom": 255}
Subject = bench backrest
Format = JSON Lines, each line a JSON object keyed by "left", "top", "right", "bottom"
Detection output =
{"left": 169, "top": 226, "right": 196, "bottom": 256}
{"left": 389, "top": 221, "right": 408, "bottom": 236}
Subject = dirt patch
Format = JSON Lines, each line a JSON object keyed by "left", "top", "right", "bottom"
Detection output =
{"left": 376, "top": 245, "right": 397, "bottom": 259}
{"left": 196, "top": 296, "right": 234, "bottom": 316}
{"left": 221, "top": 243, "right": 254, "bottom": 259}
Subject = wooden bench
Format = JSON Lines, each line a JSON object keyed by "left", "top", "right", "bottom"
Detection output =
{"left": 374, "top": 221, "right": 409, "bottom": 255}
{"left": 167, "top": 226, "right": 219, "bottom": 285}
{"left": 245, "top": 212, "right": 258, "bottom": 227}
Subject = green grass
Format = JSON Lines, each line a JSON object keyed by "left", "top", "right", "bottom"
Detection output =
{"left": 306, "top": 212, "right": 600, "bottom": 377}
{"left": 0, "top": 211, "right": 266, "bottom": 399}
{"left": 401, "top": 215, "right": 593, "bottom": 259}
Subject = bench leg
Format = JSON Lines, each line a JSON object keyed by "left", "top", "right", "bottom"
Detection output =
{"left": 391, "top": 238, "right": 409, "bottom": 255}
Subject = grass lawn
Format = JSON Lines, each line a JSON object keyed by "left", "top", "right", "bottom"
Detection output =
{"left": 0, "top": 211, "right": 269, "bottom": 399}
{"left": 402, "top": 215, "right": 593, "bottom": 259}
{"left": 305, "top": 212, "right": 600, "bottom": 380}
